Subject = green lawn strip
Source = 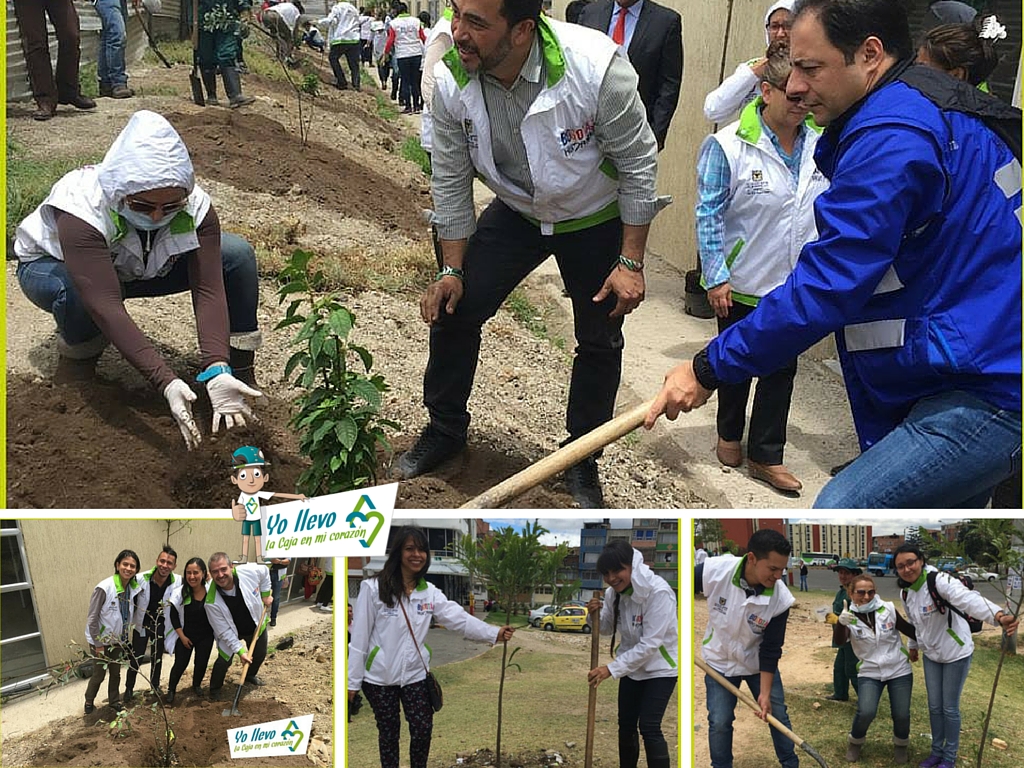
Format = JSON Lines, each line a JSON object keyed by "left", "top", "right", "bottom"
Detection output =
{"left": 347, "top": 639, "right": 669, "bottom": 768}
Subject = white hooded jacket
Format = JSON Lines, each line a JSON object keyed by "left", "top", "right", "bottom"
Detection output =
{"left": 901, "top": 565, "right": 1004, "bottom": 664}
{"left": 14, "top": 110, "right": 212, "bottom": 282}
{"left": 588, "top": 548, "right": 678, "bottom": 681}
{"left": 703, "top": 0, "right": 794, "bottom": 122}
{"left": 844, "top": 599, "right": 912, "bottom": 682}
{"left": 348, "top": 576, "right": 499, "bottom": 690}
{"left": 204, "top": 564, "right": 272, "bottom": 661}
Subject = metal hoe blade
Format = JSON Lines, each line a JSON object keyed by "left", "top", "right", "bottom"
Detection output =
{"left": 222, "top": 681, "right": 245, "bottom": 717}
{"left": 800, "top": 740, "right": 829, "bottom": 768}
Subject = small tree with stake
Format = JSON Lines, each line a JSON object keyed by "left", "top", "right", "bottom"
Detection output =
{"left": 276, "top": 249, "right": 399, "bottom": 495}
{"left": 457, "top": 522, "right": 547, "bottom": 768}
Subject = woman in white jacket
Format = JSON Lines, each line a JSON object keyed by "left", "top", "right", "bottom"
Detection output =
{"left": 348, "top": 525, "right": 514, "bottom": 768}
{"left": 586, "top": 541, "right": 678, "bottom": 768}
{"left": 834, "top": 573, "right": 916, "bottom": 764}
{"left": 83, "top": 549, "right": 141, "bottom": 714}
{"left": 164, "top": 557, "right": 215, "bottom": 704}
{"left": 895, "top": 544, "right": 1018, "bottom": 768}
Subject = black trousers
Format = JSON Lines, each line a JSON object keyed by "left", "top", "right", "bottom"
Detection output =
{"left": 209, "top": 627, "right": 269, "bottom": 690}
{"left": 618, "top": 675, "right": 677, "bottom": 768}
{"left": 125, "top": 617, "right": 164, "bottom": 692}
{"left": 167, "top": 634, "right": 215, "bottom": 692}
{"left": 715, "top": 301, "right": 797, "bottom": 465}
{"left": 397, "top": 54, "right": 423, "bottom": 110}
{"left": 316, "top": 573, "right": 334, "bottom": 606}
{"left": 425, "top": 199, "right": 624, "bottom": 444}
{"left": 329, "top": 42, "right": 361, "bottom": 89}
{"left": 363, "top": 678, "right": 434, "bottom": 768}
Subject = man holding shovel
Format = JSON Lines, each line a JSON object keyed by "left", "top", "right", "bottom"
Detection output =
{"left": 205, "top": 552, "right": 273, "bottom": 699}
{"left": 696, "top": 529, "right": 800, "bottom": 768}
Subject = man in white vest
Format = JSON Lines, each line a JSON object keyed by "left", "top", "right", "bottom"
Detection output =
{"left": 696, "top": 529, "right": 799, "bottom": 768}
{"left": 396, "top": 0, "right": 664, "bottom": 508}
{"left": 205, "top": 552, "right": 274, "bottom": 697}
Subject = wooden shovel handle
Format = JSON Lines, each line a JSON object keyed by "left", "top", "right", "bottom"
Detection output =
{"left": 460, "top": 399, "right": 654, "bottom": 509}
{"left": 585, "top": 590, "right": 602, "bottom": 768}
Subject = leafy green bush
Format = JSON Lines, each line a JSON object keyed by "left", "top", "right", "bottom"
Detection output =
{"left": 401, "top": 136, "right": 431, "bottom": 176}
{"left": 276, "top": 250, "right": 399, "bottom": 495}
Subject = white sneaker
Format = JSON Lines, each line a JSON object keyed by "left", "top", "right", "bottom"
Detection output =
{"left": 318, "top": 604, "right": 333, "bottom": 613}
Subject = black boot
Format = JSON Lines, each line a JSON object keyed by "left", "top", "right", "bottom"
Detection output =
{"left": 229, "top": 348, "right": 258, "bottom": 389}
{"left": 166, "top": 687, "right": 176, "bottom": 706}
{"left": 201, "top": 69, "right": 220, "bottom": 107}
{"left": 222, "top": 66, "right": 255, "bottom": 108}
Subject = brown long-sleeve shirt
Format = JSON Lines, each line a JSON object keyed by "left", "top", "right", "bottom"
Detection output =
{"left": 54, "top": 206, "right": 231, "bottom": 391}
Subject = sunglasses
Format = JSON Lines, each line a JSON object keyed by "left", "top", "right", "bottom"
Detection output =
{"left": 854, "top": 589, "right": 876, "bottom": 597}
{"left": 124, "top": 196, "right": 188, "bottom": 216}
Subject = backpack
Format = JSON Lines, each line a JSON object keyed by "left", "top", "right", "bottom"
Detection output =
{"left": 903, "top": 571, "right": 984, "bottom": 633}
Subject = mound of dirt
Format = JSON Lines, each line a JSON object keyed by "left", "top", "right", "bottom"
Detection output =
{"left": 165, "top": 110, "right": 429, "bottom": 236}
{"left": 446, "top": 747, "right": 580, "bottom": 768}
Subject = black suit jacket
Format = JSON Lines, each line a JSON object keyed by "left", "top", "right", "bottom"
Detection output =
{"left": 578, "top": 0, "right": 683, "bottom": 150}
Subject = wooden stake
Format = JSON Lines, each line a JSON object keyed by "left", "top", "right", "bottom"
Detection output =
{"left": 585, "top": 590, "right": 603, "bottom": 768}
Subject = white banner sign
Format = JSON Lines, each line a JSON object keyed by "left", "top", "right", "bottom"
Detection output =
{"left": 228, "top": 714, "right": 314, "bottom": 758}
{"left": 259, "top": 484, "right": 397, "bottom": 557}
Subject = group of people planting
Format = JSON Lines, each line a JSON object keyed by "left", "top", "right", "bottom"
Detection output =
{"left": 347, "top": 526, "right": 679, "bottom": 768}
{"left": 696, "top": 531, "right": 1019, "bottom": 768}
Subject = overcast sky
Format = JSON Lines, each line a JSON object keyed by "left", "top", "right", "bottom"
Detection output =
{"left": 788, "top": 517, "right": 965, "bottom": 537}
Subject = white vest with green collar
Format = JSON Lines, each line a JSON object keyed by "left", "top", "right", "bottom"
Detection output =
{"left": 700, "top": 553, "right": 795, "bottom": 677}
{"left": 705, "top": 98, "right": 827, "bottom": 305}
{"left": 85, "top": 573, "right": 141, "bottom": 646}
{"left": 433, "top": 17, "right": 622, "bottom": 235}
{"left": 14, "top": 165, "right": 212, "bottom": 283}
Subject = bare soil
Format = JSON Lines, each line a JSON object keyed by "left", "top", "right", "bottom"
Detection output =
{"left": 0, "top": 621, "right": 333, "bottom": 767}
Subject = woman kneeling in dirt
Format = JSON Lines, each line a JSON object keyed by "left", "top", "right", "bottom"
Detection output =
{"left": 13, "top": 109, "right": 262, "bottom": 451}
{"left": 84, "top": 549, "right": 142, "bottom": 714}
{"left": 830, "top": 573, "right": 916, "bottom": 764}
{"left": 347, "top": 525, "right": 515, "bottom": 768}
{"left": 587, "top": 541, "right": 678, "bottom": 768}
{"left": 164, "top": 557, "right": 215, "bottom": 704}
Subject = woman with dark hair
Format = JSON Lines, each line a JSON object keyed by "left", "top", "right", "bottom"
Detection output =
{"left": 586, "top": 540, "right": 678, "bottom": 768}
{"left": 84, "top": 549, "right": 142, "bottom": 714}
{"left": 348, "top": 525, "right": 514, "bottom": 768}
{"left": 917, "top": 15, "right": 1005, "bottom": 89}
{"left": 164, "top": 557, "right": 215, "bottom": 704}
{"left": 895, "top": 544, "right": 1018, "bottom": 768}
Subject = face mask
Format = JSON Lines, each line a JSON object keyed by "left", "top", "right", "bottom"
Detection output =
{"left": 851, "top": 594, "right": 882, "bottom": 614}
{"left": 120, "top": 207, "right": 177, "bottom": 232}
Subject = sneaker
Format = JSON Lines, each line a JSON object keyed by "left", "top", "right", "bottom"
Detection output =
{"left": 395, "top": 426, "right": 466, "bottom": 479}
{"left": 564, "top": 456, "right": 604, "bottom": 508}
{"left": 917, "top": 756, "right": 943, "bottom": 768}
{"left": 319, "top": 603, "right": 333, "bottom": 613}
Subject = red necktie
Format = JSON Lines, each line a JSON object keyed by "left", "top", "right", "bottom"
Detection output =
{"left": 612, "top": 6, "right": 627, "bottom": 46}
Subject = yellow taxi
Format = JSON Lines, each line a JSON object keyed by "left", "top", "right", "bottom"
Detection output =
{"left": 539, "top": 606, "right": 592, "bottom": 634}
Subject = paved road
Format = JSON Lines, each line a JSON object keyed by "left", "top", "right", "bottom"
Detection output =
{"left": 425, "top": 620, "right": 506, "bottom": 668}
{"left": 787, "top": 566, "right": 1008, "bottom": 605}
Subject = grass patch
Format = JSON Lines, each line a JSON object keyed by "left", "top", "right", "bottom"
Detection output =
{"left": 374, "top": 91, "right": 398, "bottom": 120}
{"left": 6, "top": 141, "right": 105, "bottom": 243}
{"left": 142, "top": 39, "right": 194, "bottom": 67}
{"left": 78, "top": 62, "right": 99, "bottom": 98}
{"left": 481, "top": 612, "right": 533, "bottom": 629}
{"left": 347, "top": 635, "right": 676, "bottom": 768}
{"left": 504, "top": 288, "right": 567, "bottom": 350}
{"left": 400, "top": 136, "right": 431, "bottom": 176}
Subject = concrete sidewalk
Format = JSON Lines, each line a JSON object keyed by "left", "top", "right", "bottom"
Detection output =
{"left": 0, "top": 600, "right": 334, "bottom": 742}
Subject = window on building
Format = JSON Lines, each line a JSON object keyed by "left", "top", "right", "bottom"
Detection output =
{"left": 1, "top": 522, "right": 48, "bottom": 695}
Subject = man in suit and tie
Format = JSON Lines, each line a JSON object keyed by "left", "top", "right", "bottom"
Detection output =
{"left": 579, "top": 0, "right": 683, "bottom": 150}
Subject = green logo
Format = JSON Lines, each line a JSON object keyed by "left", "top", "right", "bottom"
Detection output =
{"left": 346, "top": 497, "right": 386, "bottom": 548}
{"left": 281, "top": 719, "right": 305, "bottom": 752}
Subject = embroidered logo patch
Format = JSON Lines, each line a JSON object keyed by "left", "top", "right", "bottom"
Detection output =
{"left": 559, "top": 120, "right": 596, "bottom": 158}
{"left": 712, "top": 597, "right": 728, "bottom": 615}
{"left": 746, "top": 612, "right": 769, "bottom": 633}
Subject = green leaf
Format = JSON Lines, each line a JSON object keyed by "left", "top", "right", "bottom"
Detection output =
{"left": 310, "top": 326, "right": 328, "bottom": 360}
{"left": 328, "top": 308, "right": 354, "bottom": 338}
{"left": 351, "top": 344, "right": 374, "bottom": 371}
{"left": 334, "top": 416, "right": 358, "bottom": 450}
{"left": 277, "top": 280, "right": 307, "bottom": 299}
{"left": 349, "top": 378, "right": 382, "bottom": 408}
{"left": 275, "top": 314, "right": 306, "bottom": 330}
{"left": 284, "top": 351, "right": 309, "bottom": 381}
{"left": 291, "top": 248, "right": 314, "bottom": 271}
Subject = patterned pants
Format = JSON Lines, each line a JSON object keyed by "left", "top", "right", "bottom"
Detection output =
{"left": 362, "top": 678, "right": 434, "bottom": 768}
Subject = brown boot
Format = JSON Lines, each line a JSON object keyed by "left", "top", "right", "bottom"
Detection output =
{"left": 715, "top": 438, "right": 743, "bottom": 467}
{"left": 748, "top": 461, "right": 802, "bottom": 493}
{"left": 32, "top": 100, "right": 56, "bottom": 121}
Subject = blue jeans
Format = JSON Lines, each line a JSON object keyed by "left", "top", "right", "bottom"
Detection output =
{"left": 706, "top": 670, "right": 799, "bottom": 768}
{"left": 95, "top": 0, "right": 128, "bottom": 87}
{"left": 815, "top": 390, "right": 1021, "bottom": 508}
{"left": 922, "top": 655, "right": 971, "bottom": 763}
{"left": 799, "top": 574, "right": 808, "bottom": 591}
{"left": 17, "top": 233, "right": 259, "bottom": 345}
{"left": 270, "top": 567, "right": 282, "bottom": 621}
{"left": 850, "top": 673, "right": 912, "bottom": 743}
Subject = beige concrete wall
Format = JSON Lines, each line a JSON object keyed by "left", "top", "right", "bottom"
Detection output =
{"left": 21, "top": 519, "right": 238, "bottom": 670}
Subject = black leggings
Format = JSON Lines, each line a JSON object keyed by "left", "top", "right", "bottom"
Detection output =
{"left": 167, "top": 634, "right": 214, "bottom": 692}
{"left": 363, "top": 678, "right": 434, "bottom": 768}
{"left": 618, "top": 675, "right": 677, "bottom": 768}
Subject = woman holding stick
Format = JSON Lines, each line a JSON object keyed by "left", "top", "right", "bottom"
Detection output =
{"left": 84, "top": 549, "right": 142, "bottom": 714}
{"left": 587, "top": 541, "right": 678, "bottom": 768}
{"left": 164, "top": 557, "right": 215, "bottom": 704}
{"left": 348, "top": 525, "right": 514, "bottom": 768}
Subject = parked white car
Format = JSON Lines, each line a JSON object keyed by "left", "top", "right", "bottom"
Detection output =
{"left": 962, "top": 566, "right": 999, "bottom": 582}
{"left": 529, "top": 605, "right": 558, "bottom": 627}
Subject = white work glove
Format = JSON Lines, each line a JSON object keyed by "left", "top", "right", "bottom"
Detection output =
{"left": 837, "top": 600, "right": 856, "bottom": 627}
{"left": 163, "top": 379, "right": 201, "bottom": 450}
{"left": 206, "top": 373, "right": 262, "bottom": 433}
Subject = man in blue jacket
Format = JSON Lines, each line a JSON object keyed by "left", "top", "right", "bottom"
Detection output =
{"left": 645, "top": 0, "right": 1021, "bottom": 508}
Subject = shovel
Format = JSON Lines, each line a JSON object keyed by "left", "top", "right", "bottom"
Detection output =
{"left": 695, "top": 656, "right": 829, "bottom": 768}
{"left": 460, "top": 398, "right": 654, "bottom": 509}
{"left": 222, "top": 604, "right": 270, "bottom": 717}
{"left": 135, "top": 4, "right": 172, "bottom": 68}
{"left": 190, "top": 0, "right": 205, "bottom": 106}
{"left": 584, "top": 590, "right": 602, "bottom": 768}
